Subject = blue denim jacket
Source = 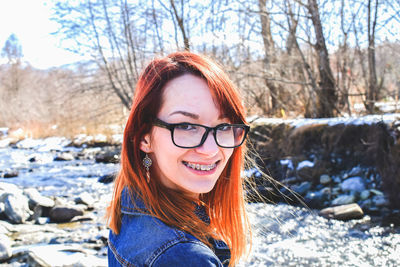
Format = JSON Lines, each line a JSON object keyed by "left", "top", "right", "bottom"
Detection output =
{"left": 108, "top": 188, "right": 231, "bottom": 267}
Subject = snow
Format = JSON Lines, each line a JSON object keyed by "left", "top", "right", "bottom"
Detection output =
{"left": 249, "top": 113, "right": 400, "bottom": 128}
{"left": 296, "top": 160, "right": 314, "bottom": 170}
{"left": 280, "top": 159, "right": 294, "bottom": 170}
{"left": 0, "top": 127, "right": 8, "bottom": 136}
{"left": 16, "top": 137, "right": 71, "bottom": 151}
{"left": 242, "top": 168, "right": 262, "bottom": 178}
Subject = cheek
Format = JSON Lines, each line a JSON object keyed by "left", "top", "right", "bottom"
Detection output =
{"left": 151, "top": 132, "right": 183, "bottom": 168}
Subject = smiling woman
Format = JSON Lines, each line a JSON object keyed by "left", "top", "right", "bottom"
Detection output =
{"left": 107, "top": 51, "right": 250, "bottom": 267}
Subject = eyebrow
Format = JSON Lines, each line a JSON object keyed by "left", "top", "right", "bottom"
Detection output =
{"left": 169, "top": 111, "right": 199, "bottom": 119}
{"left": 169, "top": 110, "right": 228, "bottom": 120}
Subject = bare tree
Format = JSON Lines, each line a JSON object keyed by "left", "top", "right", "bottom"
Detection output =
{"left": 258, "top": 0, "right": 280, "bottom": 114}
{"left": 1, "top": 34, "right": 24, "bottom": 93}
{"left": 366, "top": 0, "right": 380, "bottom": 113}
{"left": 52, "top": 0, "right": 152, "bottom": 109}
{"left": 306, "top": 0, "right": 337, "bottom": 117}
{"left": 157, "top": 0, "right": 191, "bottom": 50}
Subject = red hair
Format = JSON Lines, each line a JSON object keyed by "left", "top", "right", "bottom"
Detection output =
{"left": 107, "top": 51, "right": 249, "bottom": 266}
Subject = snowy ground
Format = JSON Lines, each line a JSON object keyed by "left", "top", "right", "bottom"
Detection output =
{"left": 238, "top": 203, "right": 399, "bottom": 267}
{"left": 1, "top": 116, "right": 400, "bottom": 266}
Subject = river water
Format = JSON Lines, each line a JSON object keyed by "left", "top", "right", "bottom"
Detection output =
{"left": 1, "top": 138, "right": 399, "bottom": 266}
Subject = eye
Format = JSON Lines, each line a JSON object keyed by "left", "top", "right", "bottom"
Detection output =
{"left": 218, "top": 125, "right": 233, "bottom": 131}
{"left": 175, "top": 123, "right": 197, "bottom": 131}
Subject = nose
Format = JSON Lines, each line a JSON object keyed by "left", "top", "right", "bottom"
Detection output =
{"left": 195, "top": 131, "right": 219, "bottom": 155}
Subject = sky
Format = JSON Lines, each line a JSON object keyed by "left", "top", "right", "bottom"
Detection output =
{"left": 0, "top": 0, "right": 85, "bottom": 69}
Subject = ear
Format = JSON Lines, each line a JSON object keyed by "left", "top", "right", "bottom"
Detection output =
{"left": 139, "top": 133, "right": 153, "bottom": 153}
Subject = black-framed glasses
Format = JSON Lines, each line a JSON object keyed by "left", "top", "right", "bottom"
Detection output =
{"left": 153, "top": 118, "right": 250, "bottom": 149}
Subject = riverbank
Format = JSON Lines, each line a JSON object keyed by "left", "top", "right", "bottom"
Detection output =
{"left": 1, "top": 114, "right": 400, "bottom": 265}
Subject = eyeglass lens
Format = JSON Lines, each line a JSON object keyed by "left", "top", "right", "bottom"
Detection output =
{"left": 173, "top": 125, "right": 246, "bottom": 148}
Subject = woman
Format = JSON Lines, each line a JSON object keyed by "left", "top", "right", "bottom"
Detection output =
{"left": 107, "top": 51, "right": 250, "bottom": 267}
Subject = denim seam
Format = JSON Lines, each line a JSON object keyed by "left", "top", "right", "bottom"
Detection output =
{"left": 108, "top": 239, "right": 137, "bottom": 267}
{"left": 146, "top": 230, "right": 219, "bottom": 266}
{"left": 121, "top": 210, "right": 153, "bottom": 216}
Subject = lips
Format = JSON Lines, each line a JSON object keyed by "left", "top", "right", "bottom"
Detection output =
{"left": 182, "top": 161, "right": 219, "bottom": 171}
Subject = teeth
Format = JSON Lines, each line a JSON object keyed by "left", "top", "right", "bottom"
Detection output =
{"left": 184, "top": 161, "right": 216, "bottom": 171}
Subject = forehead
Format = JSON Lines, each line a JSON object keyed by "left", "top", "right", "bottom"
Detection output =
{"left": 158, "top": 74, "right": 222, "bottom": 118}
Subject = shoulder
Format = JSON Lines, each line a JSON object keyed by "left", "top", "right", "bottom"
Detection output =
{"left": 109, "top": 214, "right": 221, "bottom": 266}
{"left": 151, "top": 241, "right": 223, "bottom": 267}
{"left": 108, "top": 188, "right": 221, "bottom": 266}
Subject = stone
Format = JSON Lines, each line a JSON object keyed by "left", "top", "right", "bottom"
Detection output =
{"left": 332, "top": 194, "right": 356, "bottom": 206}
{"left": 0, "top": 182, "right": 23, "bottom": 197}
{"left": 35, "top": 217, "right": 49, "bottom": 225}
{"left": 98, "top": 173, "right": 115, "bottom": 184}
{"left": 341, "top": 177, "right": 365, "bottom": 193}
{"left": 347, "top": 166, "right": 363, "bottom": 177}
{"left": 372, "top": 195, "right": 389, "bottom": 207}
{"left": 320, "top": 203, "right": 364, "bottom": 221}
{"left": 95, "top": 150, "right": 120, "bottom": 164}
{"left": 49, "top": 206, "right": 84, "bottom": 223}
{"left": 54, "top": 152, "right": 75, "bottom": 161}
{"left": 291, "top": 181, "right": 312, "bottom": 196}
{"left": 0, "top": 234, "right": 12, "bottom": 261}
{"left": 2, "top": 171, "right": 18, "bottom": 178}
{"left": 18, "top": 244, "right": 108, "bottom": 267}
{"left": 360, "top": 190, "right": 370, "bottom": 200}
{"left": 4, "top": 193, "right": 32, "bottom": 224}
{"left": 320, "top": 174, "right": 331, "bottom": 185}
{"left": 75, "top": 192, "right": 95, "bottom": 207}
{"left": 370, "top": 189, "right": 384, "bottom": 196}
{"left": 304, "top": 189, "right": 329, "bottom": 209}
{"left": 24, "top": 188, "right": 55, "bottom": 209}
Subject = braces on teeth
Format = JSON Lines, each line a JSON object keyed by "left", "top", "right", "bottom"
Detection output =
{"left": 185, "top": 162, "right": 216, "bottom": 171}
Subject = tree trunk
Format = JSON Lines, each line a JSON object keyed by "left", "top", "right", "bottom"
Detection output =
{"left": 170, "top": 0, "right": 190, "bottom": 50}
{"left": 307, "top": 0, "right": 337, "bottom": 118}
{"left": 258, "top": 0, "right": 278, "bottom": 114}
{"left": 366, "top": 0, "right": 379, "bottom": 113}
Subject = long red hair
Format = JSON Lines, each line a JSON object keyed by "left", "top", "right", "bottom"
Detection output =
{"left": 107, "top": 51, "right": 249, "bottom": 266}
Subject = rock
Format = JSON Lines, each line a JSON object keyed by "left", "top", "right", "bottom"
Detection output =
{"left": 320, "top": 203, "right": 364, "bottom": 221}
{"left": 98, "top": 173, "right": 115, "bottom": 184}
{"left": 372, "top": 195, "right": 389, "bottom": 207}
{"left": 0, "top": 182, "right": 23, "bottom": 197}
{"left": 2, "top": 171, "right": 19, "bottom": 178}
{"left": 4, "top": 193, "right": 32, "bottom": 224}
{"left": 95, "top": 150, "right": 120, "bottom": 164}
{"left": 54, "top": 152, "right": 75, "bottom": 161}
{"left": 341, "top": 177, "right": 365, "bottom": 193}
{"left": 35, "top": 217, "right": 49, "bottom": 225}
{"left": 72, "top": 134, "right": 94, "bottom": 147}
{"left": 49, "top": 206, "right": 84, "bottom": 223}
{"left": 346, "top": 166, "right": 363, "bottom": 178}
{"left": 304, "top": 188, "right": 330, "bottom": 209}
{"left": 291, "top": 181, "right": 312, "bottom": 196}
{"left": 94, "top": 134, "right": 108, "bottom": 144}
{"left": 320, "top": 174, "right": 331, "bottom": 185}
{"left": 332, "top": 194, "right": 356, "bottom": 206}
{"left": 12, "top": 244, "right": 107, "bottom": 267}
{"left": 370, "top": 189, "right": 384, "bottom": 196}
{"left": 360, "top": 190, "right": 370, "bottom": 200}
{"left": 111, "top": 134, "right": 123, "bottom": 145}
{"left": 75, "top": 192, "right": 95, "bottom": 207}
{"left": 23, "top": 188, "right": 55, "bottom": 209}
{"left": 0, "top": 138, "right": 13, "bottom": 148}
{"left": 0, "top": 234, "right": 12, "bottom": 261}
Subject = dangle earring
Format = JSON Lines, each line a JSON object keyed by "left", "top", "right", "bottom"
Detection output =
{"left": 142, "top": 154, "right": 152, "bottom": 183}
